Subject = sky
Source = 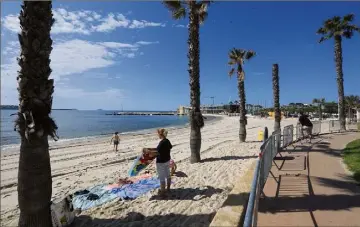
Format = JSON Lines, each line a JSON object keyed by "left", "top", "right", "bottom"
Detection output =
{"left": 1, "top": 1, "right": 360, "bottom": 111}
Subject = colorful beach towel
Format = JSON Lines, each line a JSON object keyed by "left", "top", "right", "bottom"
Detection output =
{"left": 111, "top": 177, "right": 161, "bottom": 199}
{"left": 72, "top": 184, "right": 118, "bottom": 211}
{"left": 128, "top": 149, "right": 156, "bottom": 177}
{"left": 103, "top": 174, "right": 153, "bottom": 191}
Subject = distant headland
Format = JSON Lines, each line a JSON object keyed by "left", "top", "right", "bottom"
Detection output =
{"left": 1, "top": 105, "right": 77, "bottom": 110}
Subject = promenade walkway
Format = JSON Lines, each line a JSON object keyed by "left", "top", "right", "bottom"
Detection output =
{"left": 257, "top": 131, "right": 360, "bottom": 226}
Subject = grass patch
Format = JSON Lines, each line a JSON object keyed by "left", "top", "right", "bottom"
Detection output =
{"left": 343, "top": 139, "right": 360, "bottom": 182}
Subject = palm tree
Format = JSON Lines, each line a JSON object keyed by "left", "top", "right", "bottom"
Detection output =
{"left": 272, "top": 64, "right": 281, "bottom": 131}
{"left": 163, "top": 0, "right": 211, "bottom": 163}
{"left": 345, "top": 95, "right": 360, "bottom": 122}
{"left": 228, "top": 48, "right": 256, "bottom": 142}
{"left": 312, "top": 98, "right": 326, "bottom": 120}
{"left": 14, "top": 2, "right": 57, "bottom": 226}
{"left": 317, "top": 14, "right": 360, "bottom": 130}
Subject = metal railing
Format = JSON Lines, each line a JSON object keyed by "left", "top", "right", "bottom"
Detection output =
{"left": 295, "top": 123, "right": 302, "bottom": 141}
{"left": 312, "top": 120, "right": 321, "bottom": 135}
{"left": 329, "top": 120, "right": 341, "bottom": 132}
{"left": 243, "top": 119, "right": 357, "bottom": 227}
{"left": 282, "top": 125, "right": 293, "bottom": 148}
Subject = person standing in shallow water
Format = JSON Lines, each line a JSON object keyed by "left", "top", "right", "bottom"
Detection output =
{"left": 110, "top": 132, "right": 120, "bottom": 152}
{"left": 145, "top": 128, "right": 173, "bottom": 197}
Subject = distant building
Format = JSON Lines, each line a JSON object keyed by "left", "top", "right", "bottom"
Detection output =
{"left": 177, "top": 105, "right": 226, "bottom": 115}
{"left": 177, "top": 106, "right": 191, "bottom": 115}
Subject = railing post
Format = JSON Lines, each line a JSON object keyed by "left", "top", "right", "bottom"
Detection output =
{"left": 244, "top": 160, "right": 261, "bottom": 227}
{"left": 264, "top": 127, "right": 268, "bottom": 141}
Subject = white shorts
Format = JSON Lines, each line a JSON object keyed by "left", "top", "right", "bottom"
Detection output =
{"left": 156, "top": 161, "right": 170, "bottom": 183}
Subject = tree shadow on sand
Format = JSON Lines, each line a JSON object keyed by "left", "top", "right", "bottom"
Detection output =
{"left": 201, "top": 155, "right": 258, "bottom": 163}
{"left": 150, "top": 186, "right": 224, "bottom": 201}
{"left": 73, "top": 212, "right": 216, "bottom": 227}
{"left": 173, "top": 171, "right": 188, "bottom": 178}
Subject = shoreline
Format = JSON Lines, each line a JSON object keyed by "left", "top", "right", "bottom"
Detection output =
{"left": 1, "top": 116, "right": 298, "bottom": 226}
{"left": 0, "top": 115, "right": 220, "bottom": 153}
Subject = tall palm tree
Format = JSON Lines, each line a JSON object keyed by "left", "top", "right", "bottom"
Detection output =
{"left": 228, "top": 48, "right": 256, "bottom": 142}
{"left": 272, "top": 64, "right": 281, "bottom": 131}
{"left": 163, "top": 0, "right": 211, "bottom": 163}
{"left": 14, "top": 2, "right": 57, "bottom": 226}
{"left": 317, "top": 14, "right": 360, "bottom": 130}
{"left": 345, "top": 95, "right": 360, "bottom": 122}
{"left": 312, "top": 98, "right": 326, "bottom": 120}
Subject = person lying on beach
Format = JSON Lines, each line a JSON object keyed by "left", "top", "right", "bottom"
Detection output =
{"left": 144, "top": 128, "right": 173, "bottom": 197}
{"left": 110, "top": 132, "right": 120, "bottom": 152}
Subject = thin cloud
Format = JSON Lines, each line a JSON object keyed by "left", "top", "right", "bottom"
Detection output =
{"left": 136, "top": 41, "right": 160, "bottom": 45}
{"left": 1, "top": 8, "right": 166, "bottom": 35}
{"left": 173, "top": 24, "right": 186, "bottom": 28}
{"left": 1, "top": 38, "right": 158, "bottom": 104}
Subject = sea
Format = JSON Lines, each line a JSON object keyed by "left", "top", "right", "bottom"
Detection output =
{"left": 0, "top": 109, "right": 189, "bottom": 148}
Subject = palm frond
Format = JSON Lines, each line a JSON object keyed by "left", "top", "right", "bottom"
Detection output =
{"left": 228, "top": 48, "right": 239, "bottom": 60}
{"left": 199, "top": 11, "right": 208, "bottom": 24}
{"left": 343, "top": 14, "right": 354, "bottom": 23}
{"left": 245, "top": 50, "right": 256, "bottom": 60}
{"left": 228, "top": 60, "right": 236, "bottom": 66}
{"left": 173, "top": 7, "right": 186, "bottom": 19}
{"left": 316, "top": 27, "right": 328, "bottom": 35}
{"left": 197, "top": 1, "right": 212, "bottom": 24}
{"left": 332, "top": 16, "right": 341, "bottom": 24}
{"left": 319, "top": 34, "right": 332, "bottom": 43}
{"left": 163, "top": 0, "right": 182, "bottom": 11}
{"left": 343, "top": 30, "right": 354, "bottom": 39}
{"left": 346, "top": 24, "right": 360, "bottom": 33}
{"left": 163, "top": 0, "right": 186, "bottom": 20}
{"left": 228, "top": 68, "right": 235, "bottom": 77}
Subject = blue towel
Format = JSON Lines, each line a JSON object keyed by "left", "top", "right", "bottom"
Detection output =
{"left": 111, "top": 177, "right": 160, "bottom": 199}
{"left": 72, "top": 184, "right": 118, "bottom": 211}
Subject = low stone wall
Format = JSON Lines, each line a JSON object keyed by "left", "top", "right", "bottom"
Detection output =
{"left": 210, "top": 160, "right": 257, "bottom": 227}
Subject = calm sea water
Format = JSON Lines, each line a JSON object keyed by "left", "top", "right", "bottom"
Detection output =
{"left": 0, "top": 109, "right": 189, "bottom": 147}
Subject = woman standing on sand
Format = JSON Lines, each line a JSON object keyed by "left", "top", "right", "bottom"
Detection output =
{"left": 110, "top": 132, "right": 120, "bottom": 152}
{"left": 145, "top": 128, "right": 173, "bottom": 197}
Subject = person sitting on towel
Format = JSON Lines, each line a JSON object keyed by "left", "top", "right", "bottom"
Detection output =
{"left": 145, "top": 128, "right": 173, "bottom": 197}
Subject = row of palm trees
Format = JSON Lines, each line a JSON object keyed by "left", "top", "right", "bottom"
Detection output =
{"left": 313, "top": 96, "right": 360, "bottom": 120}
{"left": 14, "top": 1, "right": 359, "bottom": 225}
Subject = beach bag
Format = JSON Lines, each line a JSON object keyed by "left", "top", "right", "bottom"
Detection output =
{"left": 50, "top": 195, "right": 75, "bottom": 227}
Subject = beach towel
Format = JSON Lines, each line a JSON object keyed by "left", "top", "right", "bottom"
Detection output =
{"left": 128, "top": 149, "right": 156, "bottom": 177}
{"left": 72, "top": 184, "right": 118, "bottom": 211}
{"left": 111, "top": 177, "right": 161, "bottom": 199}
{"left": 103, "top": 174, "right": 153, "bottom": 191}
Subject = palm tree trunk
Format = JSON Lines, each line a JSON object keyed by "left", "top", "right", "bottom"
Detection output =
{"left": 272, "top": 64, "right": 281, "bottom": 131}
{"left": 188, "top": 1, "right": 202, "bottom": 163}
{"left": 16, "top": 2, "right": 56, "bottom": 226}
{"left": 334, "top": 35, "right": 346, "bottom": 130}
{"left": 18, "top": 138, "right": 52, "bottom": 226}
{"left": 238, "top": 66, "right": 246, "bottom": 142}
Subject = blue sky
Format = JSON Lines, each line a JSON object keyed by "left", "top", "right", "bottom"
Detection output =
{"left": 1, "top": 1, "right": 360, "bottom": 111}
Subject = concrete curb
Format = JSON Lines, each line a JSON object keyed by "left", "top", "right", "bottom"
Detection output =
{"left": 210, "top": 160, "right": 257, "bottom": 227}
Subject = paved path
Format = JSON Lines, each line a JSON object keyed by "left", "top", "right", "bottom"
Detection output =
{"left": 257, "top": 131, "right": 360, "bottom": 227}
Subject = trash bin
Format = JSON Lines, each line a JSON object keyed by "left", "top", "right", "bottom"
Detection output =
{"left": 258, "top": 130, "right": 264, "bottom": 141}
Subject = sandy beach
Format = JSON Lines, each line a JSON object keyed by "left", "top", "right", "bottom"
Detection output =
{"left": 1, "top": 115, "right": 298, "bottom": 226}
